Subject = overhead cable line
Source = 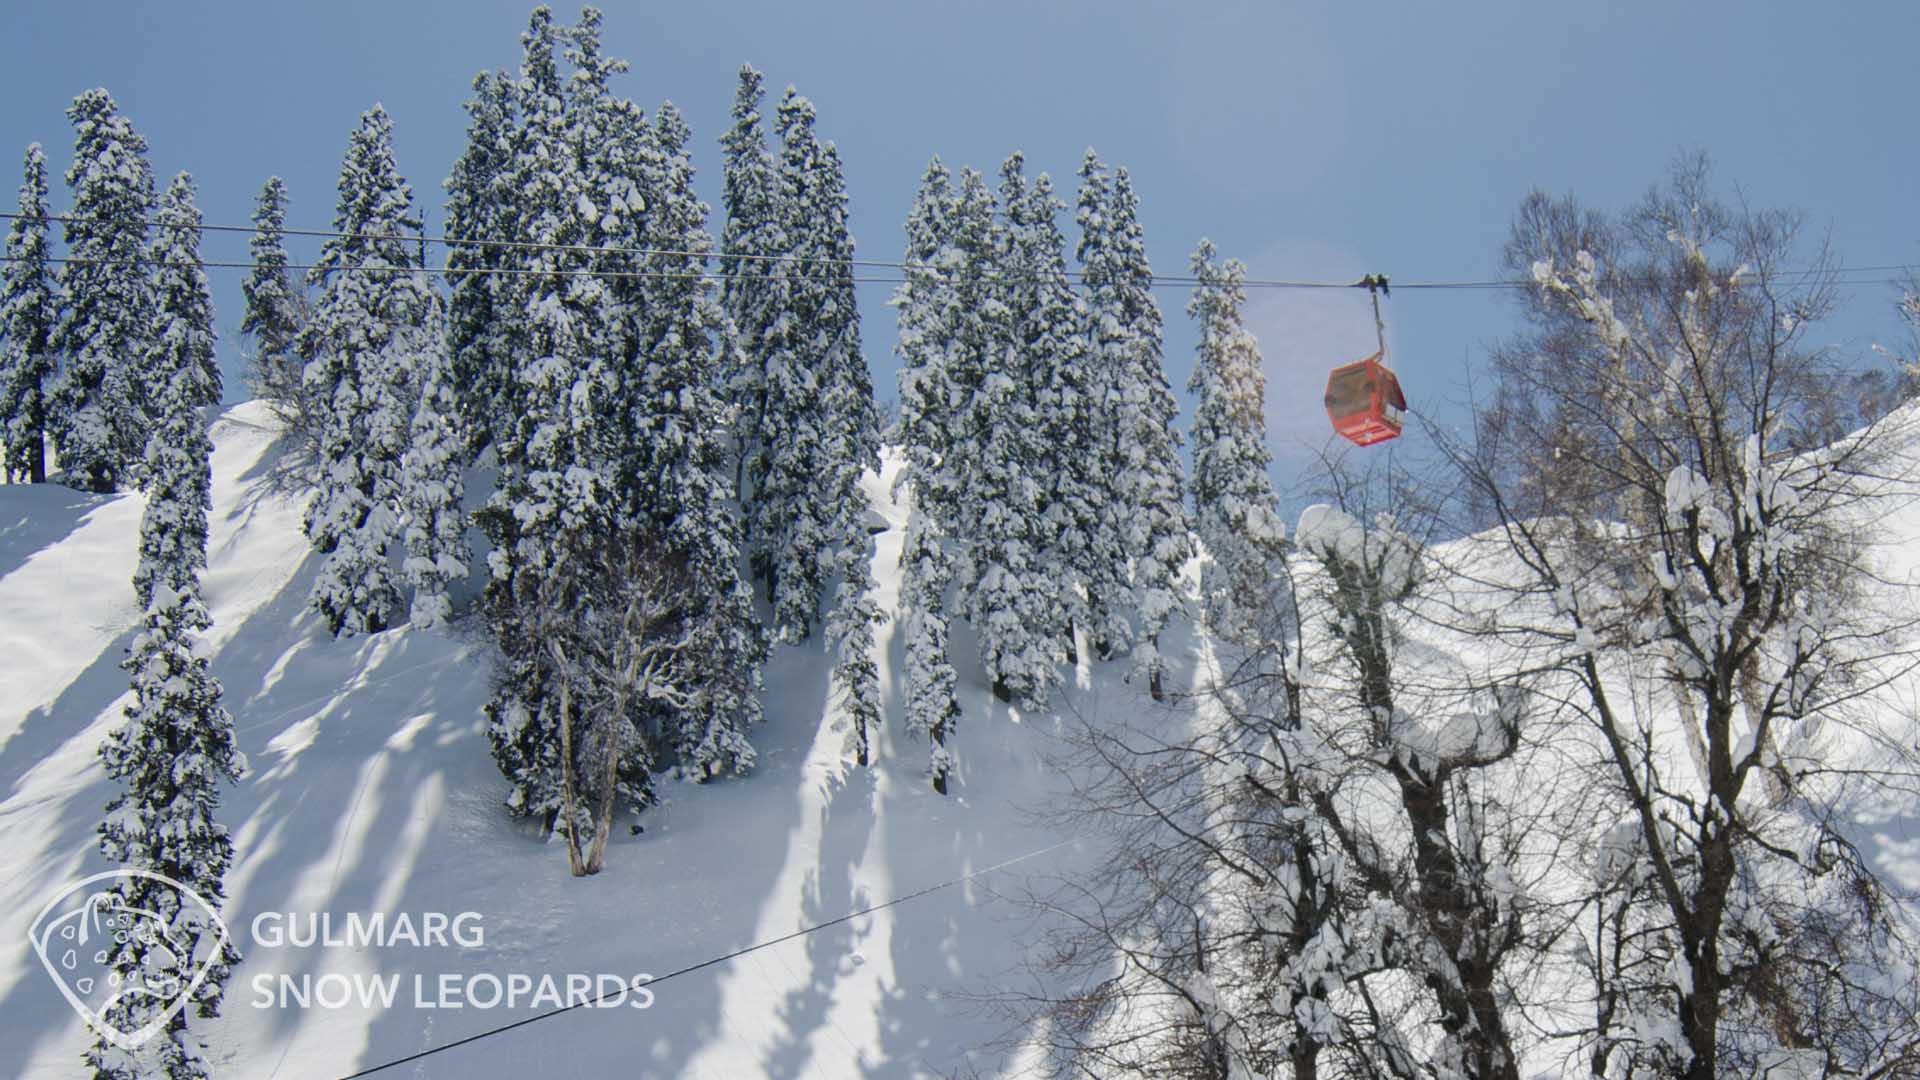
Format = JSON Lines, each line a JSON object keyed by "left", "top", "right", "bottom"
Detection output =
{"left": 3, "top": 252, "right": 884, "bottom": 287}
{"left": 4, "top": 210, "right": 1913, "bottom": 294}
{"left": 5, "top": 251, "right": 1913, "bottom": 298}
{"left": 1, "top": 208, "right": 904, "bottom": 274}
{"left": 4, "top": 207, "right": 1307, "bottom": 288}
{"left": 331, "top": 837, "right": 1077, "bottom": 1079}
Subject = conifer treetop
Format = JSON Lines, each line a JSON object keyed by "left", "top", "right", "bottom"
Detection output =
{"left": 2, "top": 142, "right": 58, "bottom": 482}
{"left": 52, "top": 88, "right": 157, "bottom": 493}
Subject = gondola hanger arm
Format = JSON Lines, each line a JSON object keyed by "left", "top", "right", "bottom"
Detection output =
{"left": 1354, "top": 274, "right": 1390, "bottom": 358}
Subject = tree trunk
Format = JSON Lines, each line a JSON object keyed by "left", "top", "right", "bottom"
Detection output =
{"left": 1351, "top": 585, "right": 1519, "bottom": 1080}
{"left": 1393, "top": 765, "right": 1521, "bottom": 1080}
{"left": 553, "top": 676, "right": 588, "bottom": 877}
{"left": 1289, "top": 1041, "right": 1320, "bottom": 1080}
{"left": 1148, "top": 635, "right": 1164, "bottom": 701}
{"left": 1678, "top": 705, "right": 1739, "bottom": 1080}
{"left": 1679, "top": 847, "right": 1732, "bottom": 1080}
{"left": 583, "top": 684, "right": 630, "bottom": 875}
{"left": 931, "top": 724, "right": 948, "bottom": 796}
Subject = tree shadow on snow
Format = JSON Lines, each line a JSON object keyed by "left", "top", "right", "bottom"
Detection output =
{"left": 340, "top": 629, "right": 825, "bottom": 1079}
{"left": 205, "top": 561, "right": 517, "bottom": 1072}
{"left": 0, "top": 483, "right": 113, "bottom": 586}
{"left": 0, "top": 618, "right": 137, "bottom": 802}
{"left": 762, "top": 745, "right": 881, "bottom": 1079}
{"left": 0, "top": 624, "right": 143, "bottom": 1078}
{"left": 858, "top": 610, "right": 1087, "bottom": 1079}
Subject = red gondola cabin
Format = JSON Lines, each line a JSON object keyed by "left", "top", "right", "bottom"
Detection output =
{"left": 1324, "top": 353, "right": 1406, "bottom": 447}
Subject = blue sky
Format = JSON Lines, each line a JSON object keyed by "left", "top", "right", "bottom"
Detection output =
{"left": 4, "top": 1, "right": 1915, "bottom": 490}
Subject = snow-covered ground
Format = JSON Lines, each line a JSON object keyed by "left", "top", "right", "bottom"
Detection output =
{"left": 0, "top": 402, "right": 1153, "bottom": 1079}
{"left": 3, "top": 402, "right": 1917, "bottom": 1078}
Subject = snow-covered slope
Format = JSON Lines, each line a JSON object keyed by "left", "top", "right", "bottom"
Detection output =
{"left": 0, "top": 402, "right": 1156, "bottom": 1079}
{"left": 5, "top": 402, "right": 1918, "bottom": 1079}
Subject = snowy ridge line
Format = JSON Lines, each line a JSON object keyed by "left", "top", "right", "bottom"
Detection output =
{"left": 9, "top": 212, "right": 1909, "bottom": 293}
{"left": 332, "top": 837, "right": 1078, "bottom": 1079}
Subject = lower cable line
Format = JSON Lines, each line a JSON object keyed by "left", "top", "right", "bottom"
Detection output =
{"left": 333, "top": 836, "right": 1077, "bottom": 1079}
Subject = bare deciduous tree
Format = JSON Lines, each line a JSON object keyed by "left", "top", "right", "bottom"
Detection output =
{"left": 1452, "top": 154, "right": 1920, "bottom": 1077}
{"left": 497, "top": 525, "right": 701, "bottom": 876}
{"left": 1001, "top": 465, "right": 1545, "bottom": 1080}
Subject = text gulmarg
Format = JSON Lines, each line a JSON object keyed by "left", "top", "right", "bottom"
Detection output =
{"left": 250, "top": 911, "right": 485, "bottom": 950}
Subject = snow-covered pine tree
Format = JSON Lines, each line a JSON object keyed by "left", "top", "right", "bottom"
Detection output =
{"left": 239, "top": 177, "right": 307, "bottom": 424}
{"left": 894, "top": 158, "right": 964, "bottom": 789}
{"left": 443, "top": 69, "right": 518, "bottom": 457}
{"left": 1078, "top": 155, "right": 1191, "bottom": 700}
{"left": 735, "top": 89, "right": 830, "bottom": 641}
{"left": 486, "top": 11, "right": 764, "bottom": 833}
{"left": 828, "top": 527, "right": 884, "bottom": 766}
{"left": 933, "top": 166, "right": 1000, "bottom": 556}
{"left": 619, "top": 95, "right": 766, "bottom": 778}
{"left": 91, "top": 580, "right": 244, "bottom": 1080}
{"left": 810, "top": 143, "right": 877, "bottom": 471}
{"left": 1, "top": 143, "right": 57, "bottom": 484}
{"left": 148, "top": 174, "right": 220, "bottom": 409}
{"left": 569, "top": 13, "right": 650, "bottom": 399}
{"left": 717, "top": 64, "right": 782, "bottom": 495}
{"left": 1003, "top": 163, "right": 1097, "bottom": 665}
{"left": 1187, "top": 239, "right": 1285, "bottom": 644}
{"left": 896, "top": 159, "right": 960, "bottom": 522}
{"left": 955, "top": 152, "right": 1063, "bottom": 706}
{"left": 300, "top": 105, "right": 432, "bottom": 636}
{"left": 1069, "top": 151, "right": 1136, "bottom": 662}
{"left": 50, "top": 90, "right": 154, "bottom": 493}
{"left": 486, "top": 3, "right": 606, "bottom": 571}
{"left": 901, "top": 512, "right": 960, "bottom": 794}
{"left": 399, "top": 291, "right": 468, "bottom": 629}
{"left": 92, "top": 343, "right": 241, "bottom": 1080}
{"left": 735, "top": 89, "right": 882, "bottom": 651}
{"left": 133, "top": 174, "right": 218, "bottom": 613}
{"left": 481, "top": 6, "right": 617, "bottom": 827}
{"left": 810, "top": 137, "right": 883, "bottom": 763}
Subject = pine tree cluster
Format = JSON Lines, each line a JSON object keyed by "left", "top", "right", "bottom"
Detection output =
{"left": 456, "top": 8, "right": 766, "bottom": 835}
{"left": 719, "top": 65, "right": 882, "bottom": 763}
{"left": 0, "top": 1, "right": 1293, "bottom": 888}
{"left": 0, "top": 3, "right": 1284, "bottom": 1068}
{"left": 890, "top": 148, "right": 1224, "bottom": 788}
